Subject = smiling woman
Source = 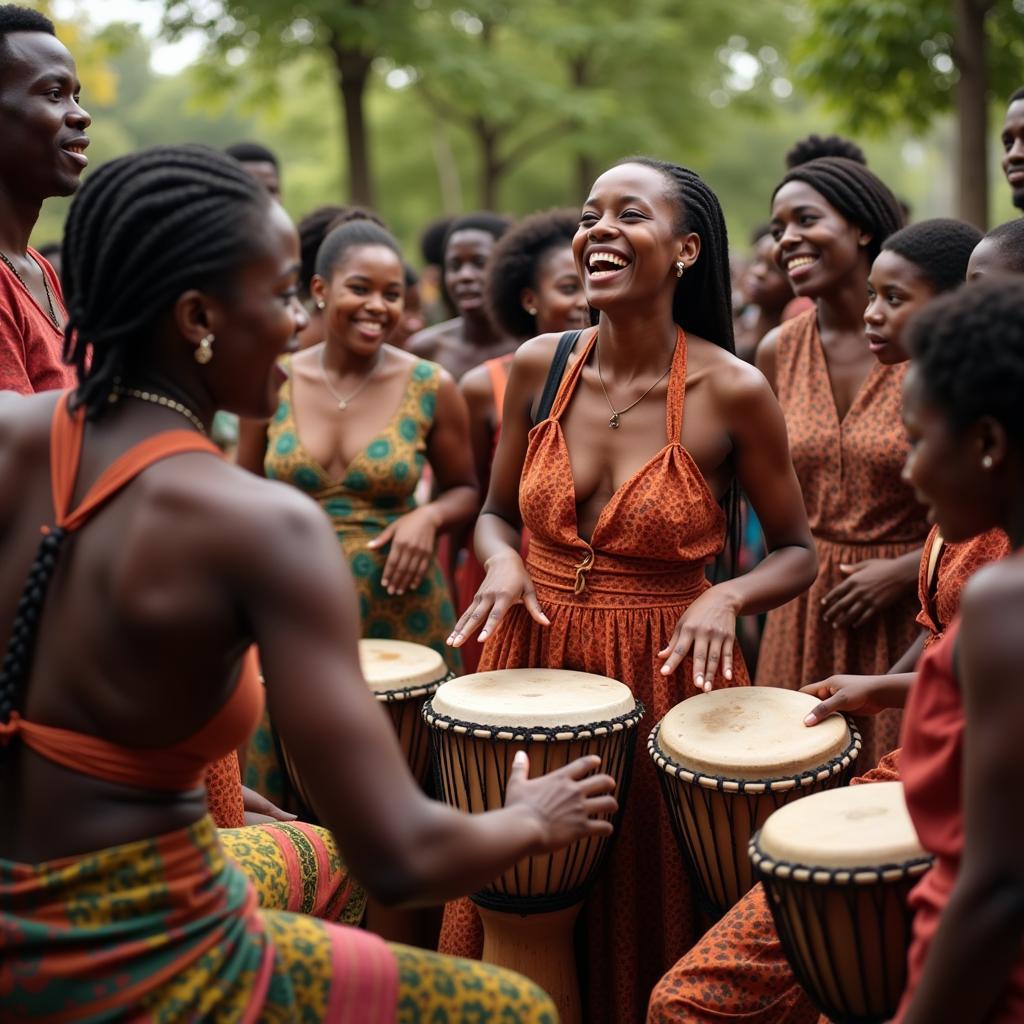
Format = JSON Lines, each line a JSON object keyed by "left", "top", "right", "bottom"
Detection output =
{"left": 754, "top": 157, "right": 922, "bottom": 768}
{"left": 442, "top": 156, "right": 817, "bottom": 1023}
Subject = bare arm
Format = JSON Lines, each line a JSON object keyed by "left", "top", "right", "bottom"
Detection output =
{"left": 240, "top": 488, "right": 615, "bottom": 906}
{"left": 367, "top": 371, "right": 479, "bottom": 596}
{"left": 235, "top": 417, "right": 270, "bottom": 477}
{"left": 448, "top": 336, "right": 558, "bottom": 646}
{"left": 901, "top": 565, "right": 1024, "bottom": 1023}
{"left": 753, "top": 325, "right": 782, "bottom": 395}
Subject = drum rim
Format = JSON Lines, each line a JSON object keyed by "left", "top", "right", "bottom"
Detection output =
{"left": 748, "top": 833, "right": 934, "bottom": 886}
{"left": 374, "top": 668, "right": 455, "bottom": 703}
{"left": 646, "top": 718, "right": 862, "bottom": 793}
{"left": 422, "top": 698, "right": 645, "bottom": 741}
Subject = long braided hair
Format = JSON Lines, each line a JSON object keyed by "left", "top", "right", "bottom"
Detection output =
{"left": 61, "top": 144, "right": 270, "bottom": 418}
{"left": 615, "top": 157, "right": 741, "bottom": 576}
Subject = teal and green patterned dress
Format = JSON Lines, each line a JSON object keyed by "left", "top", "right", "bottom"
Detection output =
{"left": 246, "top": 357, "right": 461, "bottom": 803}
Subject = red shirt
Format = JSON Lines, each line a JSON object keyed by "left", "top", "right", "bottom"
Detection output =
{"left": 0, "top": 248, "right": 75, "bottom": 394}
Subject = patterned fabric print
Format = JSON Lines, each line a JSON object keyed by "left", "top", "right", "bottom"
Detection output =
{"left": 205, "top": 751, "right": 246, "bottom": 827}
{"left": 646, "top": 751, "right": 903, "bottom": 1024}
{"left": 915, "top": 525, "right": 1010, "bottom": 650}
{"left": 265, "top": 359, "right": 460, "bottom": 672}
{"left": 755, "top": 311, "right": 930, "bottom": 767}
{"left": 0, "top": 815, "right": 398, "bottom": 1024}
{"left": 389, "top": 943, "right": 558, "bottom": 1024}
{"left": 220, "top": 821, "right": 366, "bottom": 925}
{"left": 439, "top": 328, "right": 749, "bottom": 1024}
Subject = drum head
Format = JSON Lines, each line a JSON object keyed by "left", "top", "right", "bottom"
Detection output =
{"left": 359, "top": 639, "right": 448, "bottom": 694}
{"left": 430, "top": 669, "right": 635, "bottom": 728}
{"left": 657, "top": 688, "right": 849, "bottom": 781}
{"left": 757, "top": 782, "right": 926, "bottom": 869}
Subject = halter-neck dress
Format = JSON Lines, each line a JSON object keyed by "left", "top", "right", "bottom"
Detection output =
{"left": 439, "top": 326, "right": 750, "bottom": 1024}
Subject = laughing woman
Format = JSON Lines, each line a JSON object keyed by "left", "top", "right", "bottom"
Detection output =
{"left": 445, "top": 157, "right": 817, "bottom": 1024}
{"left": 754, "top": 157, "right": 924, "bottom": 766}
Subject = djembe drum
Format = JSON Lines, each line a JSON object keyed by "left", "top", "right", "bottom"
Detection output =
{"left": 281, "top": 639, "right": 452, "bottom": 817}
{"left": 649, "top": 687, "right": 861, "bottom": 916}
{"left": 424, "top": 669, "right": 644, "bottom": 1024}
{"left": 750, "top": 781, "right": 932, "bottom": 1024}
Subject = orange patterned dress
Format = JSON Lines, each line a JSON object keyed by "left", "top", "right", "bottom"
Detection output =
{"left": 755, "top": 310, "right": 929, "bottom": 767}
{"left": 439, "top": 326, "right": 749, "bottom": 1024}
{"left": 647, "top": 525, "right": 1009, "bottom": 1024}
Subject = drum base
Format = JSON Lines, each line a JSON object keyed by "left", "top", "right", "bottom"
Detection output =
{"left": 478, "top": 904, "right": 582, "bottom": 1024}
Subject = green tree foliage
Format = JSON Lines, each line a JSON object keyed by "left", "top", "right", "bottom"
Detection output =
{"left": 794, "top": 0, "right": 1024, "bottom": 225}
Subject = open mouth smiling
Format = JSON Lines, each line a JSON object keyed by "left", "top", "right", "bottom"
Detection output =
{"left": 587, "top": 249, "right": 632, "bottom": 280}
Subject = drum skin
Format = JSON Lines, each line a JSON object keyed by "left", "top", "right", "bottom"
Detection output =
{"left": 649, "top": 688, "right": 861, "bottom": 916}
{"left": 750, "top": 782, "right": 932, "bottom": 1024}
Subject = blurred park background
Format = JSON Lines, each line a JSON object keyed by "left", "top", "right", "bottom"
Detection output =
{"left": 29, "top": 0, "right": 1024, "bottom": 255}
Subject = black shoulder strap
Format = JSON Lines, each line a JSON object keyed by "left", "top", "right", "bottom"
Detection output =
{"left": 533, "top": 329, "right": 583, "bottom": 425}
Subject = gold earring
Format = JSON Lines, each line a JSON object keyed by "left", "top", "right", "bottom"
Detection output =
{"left": 676, "top": 261, "right": 685, "bottom": 278}
{"left": 982, "top": 454, "right": 994, "bottom": 469}
{"left": 195, "top": 334, "right": 214, "bottom": 365}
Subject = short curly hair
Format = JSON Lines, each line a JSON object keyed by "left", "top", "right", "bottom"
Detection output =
{"left": 908, "top": 276, "right": 1024, "bottom": 448}
{"left": 484, "top": 209, "right": 578, "bottom": 338}
{"left": 0, "top": 5, "right": 54, "bottom": 66}
{"left": 785, "top": 134, "right": 867, "bottom": 169}
{"left": 881, "top": 218, "right": 982, "bottom": 292}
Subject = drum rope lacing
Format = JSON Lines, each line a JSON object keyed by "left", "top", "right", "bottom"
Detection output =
{"left": 425, "top": 698, "right": 645, "bottom": 915}
{"left": 372, "top": 669, "right": 455, "bottom": 703}
{"left": 748, "top": 841, "right": 933, "bottom": 886}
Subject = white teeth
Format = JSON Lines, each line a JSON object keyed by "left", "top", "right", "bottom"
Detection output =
{"left": 588, "top": 251, "right": 628, "bottom": 269}
{"left": 787, "top": 256, "right": 817, "bottom": 271}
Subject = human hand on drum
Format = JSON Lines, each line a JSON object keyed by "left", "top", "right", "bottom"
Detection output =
{"left": 800, "top": 674, "right": 898, "bottom": 725}
{"left": 820, "top": 557, "right": 914, "bottom": 628}
{"left": 504, "top": 751, "right": 618, "bottom": 853}
{"left": 658, "top": 585, "right": 739, "bottom": 690}
{"left": 241, "top": 785, "right": 297, "bottom": 825}
{"left": 367, "top": 507, "right": 439, "bottom": 596}
{"left": 446, "top": 550, "right": 550, "bottom": 647}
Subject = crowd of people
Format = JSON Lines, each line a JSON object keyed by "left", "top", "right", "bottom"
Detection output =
{"left": 2, "top": 4, "right": 1024, "bottom": 1022}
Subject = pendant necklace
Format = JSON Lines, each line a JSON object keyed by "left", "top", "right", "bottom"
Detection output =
{"left": 595, "top": 337, "right": 673, "bottom": 429}
{"left": 320, "top": 346, "right": 384, "bottom": 410}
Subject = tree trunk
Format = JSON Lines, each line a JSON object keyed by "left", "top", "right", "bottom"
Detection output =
{"left": 477, "top": 119, "right": 502, "bottom": 210}
{"left": 329, "top": 39, "right": 375, "bottom": 207}
{"left": 952, "top": 0, "right": 993, "bottom": 228}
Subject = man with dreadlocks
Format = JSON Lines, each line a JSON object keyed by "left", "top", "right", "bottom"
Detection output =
{"left": 0, "top": 4, "right": 89, "bottom": 394}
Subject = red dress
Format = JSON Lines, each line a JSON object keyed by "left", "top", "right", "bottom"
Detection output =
{"left": 0, "top": 250, "right": 75, "bottom": 394}
{"left": 440, "top": 327, "right": 749, "bottom": 1024}
{"left": 896, "top": 617, "right": 1024, "bottom": 1021}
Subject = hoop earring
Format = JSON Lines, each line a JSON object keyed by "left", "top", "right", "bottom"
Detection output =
{"left": 195, "top": 334, "right": 214, "bottom": 365}
{"left": 676, "top": 261, "right": 686, "bottom": 278}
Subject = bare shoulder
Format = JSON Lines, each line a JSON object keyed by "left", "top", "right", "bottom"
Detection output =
{"left": 408, "top": 318, "right": 460, "bottom": 358}
{"left": 459, "top": 362, "right": 491, "bottom": 401}
{"left": 689, "top": 335, "right": 774, "bottom": 409}
{"left": 0, "top": 390, "right": 62, "bottom": 481}
{"left": 961, "top": 555, "right": 1024, "bottom": 620}
{"left": 509, "top": 331, "right": 564, "bottom": 387}
{"left": 959, "top": 554, "right": 1024, "bottom": 686}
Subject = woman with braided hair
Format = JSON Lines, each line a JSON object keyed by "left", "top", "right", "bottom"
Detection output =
{"left": 0, "top": 144, "right": 619, "bottom": 1022}
{"left": 754, "top": 156, "right": 927, "bottom": 767}
{"left": 444, "top": 157, "right": 817, "bottom": 1023}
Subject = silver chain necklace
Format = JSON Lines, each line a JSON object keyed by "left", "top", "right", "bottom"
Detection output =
{"left": 595, "top": 338, "right": 673, "bottom": 429}
{"left": 319, "top": 345, "right": 385, "bottom": 410}
{"left": 0, "top": 250, "right": 61, "bottom": 331}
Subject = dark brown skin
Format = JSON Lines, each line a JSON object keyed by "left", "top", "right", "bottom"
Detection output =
{"left": 897, "top": 365, "right": 1024, "bottom": 1024}
{"left": 759, "top": 183, "right": 920, "bottom": 629}
{"left": 1001, "top": 98, "right": 1024, "bottom": 212}
{"left": 238, "top": 159, "right": 281, "bottom": 201}
{"left": 0, "top": 30, "right": 91, "bottom": 323}
{"left": 0, "top": 202, "right": 617, "bottom": 906}
{"left": 734, "top": 233, "right": 793, "bottom": 362}
{"left": 238, "top": 242, "right": 479, "bottom": 596}
{"left": 408, "top": 229, "right": 518, "bottom": 380}
{"left": 449, "top": 163, "right": 817, "bottom": 691}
